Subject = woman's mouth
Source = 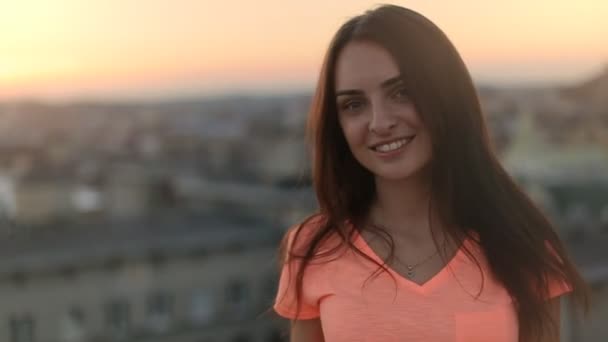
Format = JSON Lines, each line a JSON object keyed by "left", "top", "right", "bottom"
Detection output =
{"left": 370, "top": 136, "right": 415, "bottom": 153}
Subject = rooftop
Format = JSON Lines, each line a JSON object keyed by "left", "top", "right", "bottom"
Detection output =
{"left": 0, "top": 212, "right": 282, "bottom": 278}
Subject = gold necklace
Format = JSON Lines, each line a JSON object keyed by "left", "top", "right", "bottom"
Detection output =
{"left": 368, "top": 223, "right": 447, "bottom": 279}
{"left": 391, "top": 237, "right": 447, "bottom": 279}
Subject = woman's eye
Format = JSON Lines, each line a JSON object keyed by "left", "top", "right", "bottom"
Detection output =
{"left": 341, "top": 100, "right": 365, "bottom": 112}
{"left": 392, "top": 87, "right": 410, "bottom": 101}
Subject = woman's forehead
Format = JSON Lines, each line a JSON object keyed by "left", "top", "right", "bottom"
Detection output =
{"left": 334, "top": 41, "right": 401, "bottom": 93}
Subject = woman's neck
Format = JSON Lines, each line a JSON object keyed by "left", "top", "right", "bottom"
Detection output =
{"left": 368, "top": 172, "right": 440, "bottom": 243}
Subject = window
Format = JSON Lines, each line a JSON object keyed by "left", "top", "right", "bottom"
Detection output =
{"left": 61, "top": 307, "right": 87, "bottom": 342}
{"left": 145, "top": 291, "right": 174, "bottom": 333}
{"left": 9, "top": 314, "right": 35, "bottom": 342}
{"left": 261, "top": 273, "right": 278, "bottom": 304}
{"left": 600, "top": 204, "right": 608, "bottom": 232}
{"left": 104, "top": 298, "right": 130, "bottom": 339}
{"left": 231, "top": 332, "right": 252, "bottom": 342}
{"left": 564, "top": 203, "right": 593, "bottom": 240}
{"left": 565, "top": 203, "right": 592, "bottom": 228}
{"left": 190, "top": 290, "right": 216, "bottom": 325}
{"left": 225, "top": 278, "right": 250, "bottom": 312}
{"left": 265, "top": 328, "right": 284, "bottom": 342}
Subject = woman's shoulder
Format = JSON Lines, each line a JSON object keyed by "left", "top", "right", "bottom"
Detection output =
{"left": 283, "top": 213, "right": 348, "bottom": 258}
{"left": 284, "top": 214, "right": 329, "bottom": 254}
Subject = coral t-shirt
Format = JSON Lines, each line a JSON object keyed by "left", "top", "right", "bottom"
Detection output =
{"left": 273, "top": 221, "right": 572, "bottom": 342}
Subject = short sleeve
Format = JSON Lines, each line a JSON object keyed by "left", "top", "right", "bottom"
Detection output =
{"left": 547, "top": 276, "right": 572, "bottom": 299}
{"left": 544, "top": 240, "right": 573, "bottom": 300}
{"left": 273, "top": 226, "right": 322, "bottom": 320}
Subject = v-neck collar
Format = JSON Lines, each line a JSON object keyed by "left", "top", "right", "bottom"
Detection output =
{"left": 352, "top": 227, "right": 468, "bottom": 295}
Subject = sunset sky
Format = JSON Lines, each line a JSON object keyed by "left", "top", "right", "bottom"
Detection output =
{"left": 1, "top": 0, "right": 607, "bottom": 101}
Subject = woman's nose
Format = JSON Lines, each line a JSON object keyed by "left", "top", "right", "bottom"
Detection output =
{"left": 369, "top": 105, "right": 397, "bottom": 135}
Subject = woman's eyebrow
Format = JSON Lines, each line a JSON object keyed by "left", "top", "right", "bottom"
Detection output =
{"left": 380, "top": 75, "right": 404, "bottom": 89}
{"left": 335, "top": 74, "right": 404, "bottom": 97}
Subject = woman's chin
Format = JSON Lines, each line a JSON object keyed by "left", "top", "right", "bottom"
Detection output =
{"left": 369, "top": 164, "right": 431, "bottom": 183}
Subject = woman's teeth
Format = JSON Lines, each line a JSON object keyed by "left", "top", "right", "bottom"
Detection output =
{"left": 374, "top": 137, "right": 412, "bottom": 152}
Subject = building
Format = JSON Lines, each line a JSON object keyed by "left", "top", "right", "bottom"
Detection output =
{"left": 0, "top": 214, "right": 287, "bottom": 342}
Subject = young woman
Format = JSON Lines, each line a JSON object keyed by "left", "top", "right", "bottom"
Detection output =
{"left": 273, "top": 4, "right": 588, "bottom": 342}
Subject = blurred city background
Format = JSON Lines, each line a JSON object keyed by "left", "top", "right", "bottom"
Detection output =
{"left": 0, "top": 1, "right": 607, "bottom": 341}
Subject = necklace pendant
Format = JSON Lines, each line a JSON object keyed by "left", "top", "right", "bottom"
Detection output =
{"left": 406, "top": 265, "right": 415, "bottom": 278}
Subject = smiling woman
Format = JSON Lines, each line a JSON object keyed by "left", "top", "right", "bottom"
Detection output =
{"left": 273, "top": 4, "right": 589, "bottom": 342}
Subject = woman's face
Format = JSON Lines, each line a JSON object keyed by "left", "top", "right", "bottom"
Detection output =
{"left": 334, "top": 40, "right": 433, "bottom": 182}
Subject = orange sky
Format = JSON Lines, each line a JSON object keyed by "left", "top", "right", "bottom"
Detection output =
{"left": 1, "top": 0, "right": 607, "bottom": 101}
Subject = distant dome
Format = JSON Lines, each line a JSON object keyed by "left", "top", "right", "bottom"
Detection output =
{"left": 561, "top": 64, "right": 608, "bottom": 109}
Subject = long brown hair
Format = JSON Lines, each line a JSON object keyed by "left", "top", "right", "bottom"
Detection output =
{"left": 278, "top": 4, "right": 588, "bottom": 341}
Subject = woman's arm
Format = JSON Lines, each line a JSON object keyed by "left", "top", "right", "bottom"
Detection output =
{"left": 290, "top": 318, "right": 325, "bottom": 342}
